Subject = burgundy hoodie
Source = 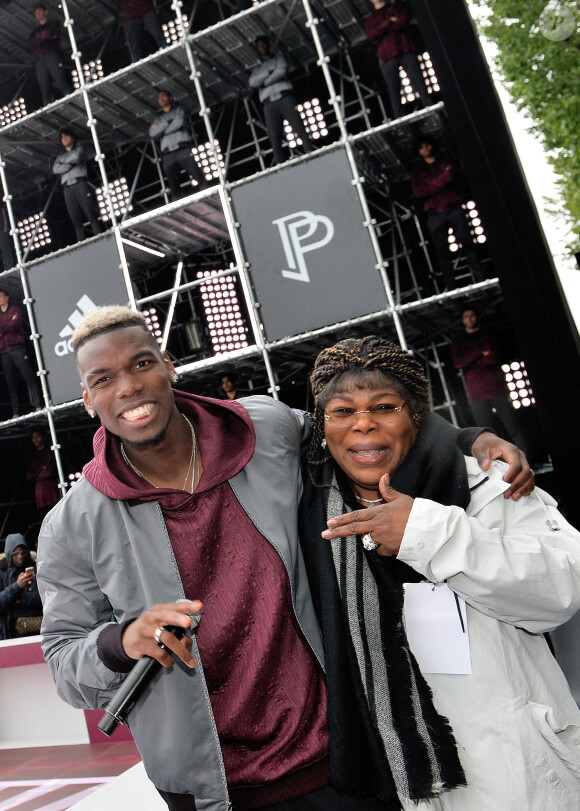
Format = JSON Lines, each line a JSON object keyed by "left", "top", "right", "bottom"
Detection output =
{"left": 27, "top": 20, "right": 63, "bottom": 60}
{"left": 411, "top": 155, "right": 465, "bottom": 214}
{"left": 85, "top": 391, "right": 329, "bottom": 808}
{"left": 364, "top": 2, "right": 417, "bottom": 64}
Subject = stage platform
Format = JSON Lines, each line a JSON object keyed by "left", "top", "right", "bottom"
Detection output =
{"left": 0, "top": 741, "right": 142, "bottom": 811}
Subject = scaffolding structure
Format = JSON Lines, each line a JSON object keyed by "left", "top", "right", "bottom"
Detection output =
{"left": 0, "top": 0, "right": 506, "bottom": 520}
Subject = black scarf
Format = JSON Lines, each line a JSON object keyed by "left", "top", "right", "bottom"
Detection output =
{"left": 299, "top": 413, "right": 469, "bottom": 803}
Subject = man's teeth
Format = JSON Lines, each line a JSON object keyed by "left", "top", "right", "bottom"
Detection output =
{"left": 122, "top": 404, "right": 154, "bottom": 421}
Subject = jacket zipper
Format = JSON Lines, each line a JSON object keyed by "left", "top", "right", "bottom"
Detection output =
{"left": 228, "top": 481, "right": 325, "bottom": 672}
{"left": 154, "top": 502, "right": 231, "bottom": 809}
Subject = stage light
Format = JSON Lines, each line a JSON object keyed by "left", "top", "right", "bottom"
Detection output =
{"left": 191, "top": 140, "right": 225, "bottom": 182}
{"left": 68, "top": 472, "right": 82, "bottom": 485}
{"left": 284, "top": 99, "right": 328, "bottom": 148}
{"left": 96, "top": 177, "right": 133, "bottom": 221}
{"left": 17, "top": 213, "right": 51, "bottom": 251}
{"left": 185, "top": 321, "right": 202, "bottom": 351}
{"left": 72, "top": 59, "right": 104, "bottom": 89}
{"left": 0, "top": 98, "right": 27, "bottom": 127}
{"left": 400, "top": 52, "right": 439, "bottom": 107}
{"left": 162, "top": 14, "right": 189, "bottom": 44}
{"left": 141, "top": 307, "right": 163, "bottom": 344}
{"left": 446, "top": 202, "right": 487, "bottom": 253}
{"left": 502, "top": 360, "right": 535, "bottom": 408}
{"left": 197, "top": 270, "right": 249, "bottom": 355}
{"left": 464, "top": 201, "right": 487, "bottom": 244}
{"left": 418, "top": 53, "right": 440, "bottom": 93}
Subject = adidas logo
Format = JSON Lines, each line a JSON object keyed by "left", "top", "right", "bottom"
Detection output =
{"left": 54, "top": 294, "right": 98, "bottom": 357}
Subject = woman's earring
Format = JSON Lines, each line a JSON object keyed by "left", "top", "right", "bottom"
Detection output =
{"left": 321, "top": 437, "right": 327, "bottom": 449}
{"left": 88, "top": 409, "right": 95, "bottom": 418}
{"left": 170, "top": 371, "right": 178, "bottom": 383}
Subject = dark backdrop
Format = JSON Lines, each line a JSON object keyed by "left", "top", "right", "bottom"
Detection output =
{"left": 410, "top": 0, "right": 580, "bottom": 524}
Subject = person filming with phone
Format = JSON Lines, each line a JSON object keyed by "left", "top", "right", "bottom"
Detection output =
{"left": 0, "top": 533, "right": 42, "bottom": 639}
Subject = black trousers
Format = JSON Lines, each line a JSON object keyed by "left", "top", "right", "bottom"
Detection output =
{"left": 380, "top": 51, "right": 431, "bottom": 118}
{"left": 158, "top": 783, "right": 400, "bottom": 810}
{"left": 124, "top": 11, "right": 166, "bottom": 61}
{"left": 1, "top": 347, "right": 42, "bottom": 416}
{"left": 0, "top": 231, "right": 16, "bottom": 271}
{"left": 63, "top": 181, "right": 102, "bottom": 242}
{"left": 35, "top": 50, "right": 70, "bottom": 106}
{"left": 470, "top": 397, "right": 528, "bottom": 457}
{"left": 427, "top": 206, "right": 485, "bottom": 288}
{"left": 162, "top": 147, "right": 208, "bottom": 200}
{"left": 263, "top": 95, "right": 313, "bottom": 165}
{"left": 258, "top": 784, "right": 400, "bottom": 810}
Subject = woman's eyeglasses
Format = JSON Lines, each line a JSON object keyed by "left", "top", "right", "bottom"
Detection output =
{"left": 324, "top": 402, "right": 407, "bottom": 428}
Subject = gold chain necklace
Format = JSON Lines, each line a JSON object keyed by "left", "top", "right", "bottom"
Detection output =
{"left": 120, "top": 413, "right": 198, "bottom": 494}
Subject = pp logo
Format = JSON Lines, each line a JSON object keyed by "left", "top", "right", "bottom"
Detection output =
{"left": 272, "top": 210, "right": 335, "bottom": 283}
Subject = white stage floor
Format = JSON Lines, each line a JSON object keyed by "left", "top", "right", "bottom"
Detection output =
{"left": 68, "top": 762, "right": 166, "bottom": 810}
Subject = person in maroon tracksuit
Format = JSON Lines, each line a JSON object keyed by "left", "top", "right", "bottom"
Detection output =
{"left": 0, "top": 290, "right": 42, "bottom": 418}
{"left": 119, "top": 0, "right": 167, "bottom": 62}
{"left": 26, "top": 429, "right": 60, "bottom": 519}
{"left": 27, "top": 4, "right": 70, "bottom": 106}
{"left": 411, "top": 136, "right": 486, "bottom": 289}
{"left": 364, "top": 0, "right": 431, "bottom": 118}
{"left": 451, "top": 306, "right": 527, "bottom": 452}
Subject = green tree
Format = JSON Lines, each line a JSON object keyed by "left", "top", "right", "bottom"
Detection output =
{"left": 471, "top": 1, "right": 580, "bottom": 251}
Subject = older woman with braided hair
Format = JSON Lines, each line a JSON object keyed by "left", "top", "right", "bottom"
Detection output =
{"left": 298, "top": 335, "right": 580, "bottom": 810}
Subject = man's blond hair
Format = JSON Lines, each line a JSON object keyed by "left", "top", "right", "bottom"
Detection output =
{"left": 72, "top": 305, "right": 153, "bottom": 354}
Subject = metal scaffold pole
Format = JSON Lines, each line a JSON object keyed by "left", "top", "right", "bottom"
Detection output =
{"left": 429, "top": 341, "right": 458, "bottom": 425}
{"left": 0, "top": 156, "right": 68, "bottom": 496}
{"left": 300, "top": 0, "right": 408, "bottom": 351}
{"left": 61, "top": 0, "right": 136, "bottom": 309}
{"left": 181, "top": 6, "right": 280, "bottom": 399}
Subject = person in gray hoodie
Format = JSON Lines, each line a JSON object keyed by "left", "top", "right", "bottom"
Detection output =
{"left": 248, "top": 35, "right": 313, "bottom": 165}
{"left": 52, "top": 128, "right": 103, "bottom": 242}
{"left": 149, "top": 90, "right": 209, "bottom": 201}
{"left": 0, "top": 533, "right": 42, "bottom": 639}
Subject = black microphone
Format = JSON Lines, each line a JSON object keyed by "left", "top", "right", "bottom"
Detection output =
{"left": 98, "top": 614, "right": 200, "bottom": 737}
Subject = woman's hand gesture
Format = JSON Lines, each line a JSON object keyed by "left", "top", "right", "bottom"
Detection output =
{"left": 322, "top": 474, "right": 413, "bottom": 556}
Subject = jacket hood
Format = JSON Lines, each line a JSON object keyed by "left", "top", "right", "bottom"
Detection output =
{"left": 4, "top": 533, "right": 32, "bottom": 571}
{"left": 83, "top": 389, "right": 255, "bottom": 501}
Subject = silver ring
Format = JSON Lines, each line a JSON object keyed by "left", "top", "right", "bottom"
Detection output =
{"left": 154, "top": 626, "right": 164, "bottom": 646}
{"left": 361, "top": 532, "right": 379, "bottom": 551}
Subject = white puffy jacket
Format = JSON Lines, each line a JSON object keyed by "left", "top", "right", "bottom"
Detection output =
{"left": 398, "top": 457, "right": 580, "bottom": 810}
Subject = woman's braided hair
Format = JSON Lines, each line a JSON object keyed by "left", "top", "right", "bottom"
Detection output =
{"left": 307, "top": 336, "right": 430, "bottom": 477}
